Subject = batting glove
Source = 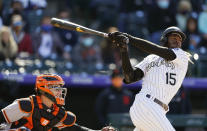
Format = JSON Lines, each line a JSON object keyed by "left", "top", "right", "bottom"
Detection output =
{"left": 108, "top": 32, "right": 129, "bottom": 52}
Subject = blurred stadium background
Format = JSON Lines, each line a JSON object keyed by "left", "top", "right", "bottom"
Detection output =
{"left": 0, "top": 0, "right": 207, "bottom": 130}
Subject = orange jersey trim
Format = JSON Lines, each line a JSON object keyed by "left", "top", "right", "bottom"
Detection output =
{"left": 57, "top": 112, "right": 76, "bottom": 128}
{"left": 2, "top": 109, "right": 11, "bottom": 123}
{"left": 36, "top": 96, "right": 43, "bottom": 109}
{"left": 52, "top": 105, "right": 59, "bottom": 116}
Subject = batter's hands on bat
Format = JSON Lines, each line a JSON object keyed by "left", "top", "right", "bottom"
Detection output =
{"left": 101, "top": 125, "right": 117, "bottom": 131}
{"left": 108, "top": 31, "right": 129, "bottom": 52}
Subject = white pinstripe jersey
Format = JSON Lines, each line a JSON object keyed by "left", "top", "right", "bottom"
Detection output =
{"left": 135, "top": 48, "right": 189, "bottom": 105}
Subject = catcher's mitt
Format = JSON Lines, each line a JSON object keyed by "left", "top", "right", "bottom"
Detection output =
{"left": 101, "top": 126, "right": 117, "bottom": 131}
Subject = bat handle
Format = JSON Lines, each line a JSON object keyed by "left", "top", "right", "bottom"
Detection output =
{"left": 105, "top": 33, "right": 129, "bottom": 44}
{"left": 103, "top": 33, "right": 109, "bottom": 38}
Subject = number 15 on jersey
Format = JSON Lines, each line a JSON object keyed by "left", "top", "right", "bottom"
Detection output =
{"left": 166, "top": 72, "right": 176, "bottom": 85}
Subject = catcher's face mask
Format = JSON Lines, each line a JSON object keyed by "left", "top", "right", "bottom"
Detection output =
{"left": 36, "top": 74, "right": 67, "bottom": 105}
{"left": 48, "top": 84, "right": 67, "bottom": 105}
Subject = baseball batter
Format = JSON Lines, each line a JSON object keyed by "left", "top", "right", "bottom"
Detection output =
{"left": 108, "top": 26, "right": 191, "bottom": 131}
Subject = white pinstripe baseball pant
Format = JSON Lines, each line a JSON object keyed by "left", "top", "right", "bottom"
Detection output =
{"left": 129, "top": 93, "right": 175, "bottom": 131}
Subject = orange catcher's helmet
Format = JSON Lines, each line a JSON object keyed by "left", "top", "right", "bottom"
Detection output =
{"left": 35, "top": 74, "right": 67, "bottom": 106}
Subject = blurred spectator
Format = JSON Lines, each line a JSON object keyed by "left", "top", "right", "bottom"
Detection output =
{"left": 147, "top": 0, "right": 177, "bottom": 33}
{"left": 0, "top": 0, "right": 3, "bottom": 29}
{"left": 0, "top": 26, "right": 17, "bottom": 60}
{"left": 168, "top": 85, "right": 192, "bottom": 114}
{"left": 16, "top": 0, "right": 47, "bottom": 9}
{"left": 2, "top": 0, "right": 30, "bottom": 32}
{"left": 55, "top": 8, "right": 79, "bottom": 53}
{"left": 197, "top": 7, "right": 207, "bottom": 55}
{"left": 2, "top": 0, "right": 47, "bottom": 33}
{"left": 3, "top": 0, "right": 23, "bottom": 25}
{"left": 176, "top": 0, "right": 192, "bottom": 31}
{"left": 16, "top": 0, "right": 47, "bottom": 33}
{"left": 198, "top": 9, "right": 207, "bottom": 35}
{"left": 190, "top": 0, "right": 203, "bottom": 13}
{"left": 0, "top": 17, "right": 2, "bottom": 30}
{"left": 197, "top": 33, "right": 207, "bottom": 55}
{"left": 147, "top": 0, "right": 177, "bottom": 43}
{"left": 89, "top": 0, "right": 120, "bottom": 30}
{"left": 73, "top": 34, "right": 103, "bottom": 73}
{"left": 32, "top": 16, "right": 65, "bottom": 59}
{"left": 118, "top": 0, "right": 149, "bottom": 38}
{"left": 183, "top": 14, "right": 201, "bottom": 52}
{"left": 117, "top": 10, "right": 149, "bottom": 38}
{"left": 119, "top": 0, "right": 149, "bottom": 13}
{"left": 10, "top": 14, "right": 33, "bottom": 54}
{"left": 95, "top": 69, "right": 134, "bottom": 127}
{"left": 100, "top": 27, "right": 121, "bottom": 67}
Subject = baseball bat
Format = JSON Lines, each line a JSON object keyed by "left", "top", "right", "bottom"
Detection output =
{"left": 51, "top": 17, "right": 108, "bottom": 38}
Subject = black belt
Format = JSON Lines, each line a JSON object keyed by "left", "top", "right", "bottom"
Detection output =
{"left": 146, "top": 94, "right": 168, "bottom": 111}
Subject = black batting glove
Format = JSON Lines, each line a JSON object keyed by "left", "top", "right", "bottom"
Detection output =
{"left": 108, "top": 31, "right": 129, "bottom": 43}
{"left": 108, "top": 31, "right": 129, "bottom": 52}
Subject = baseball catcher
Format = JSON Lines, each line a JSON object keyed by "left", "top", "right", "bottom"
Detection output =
{"left": 0, "top": 74, "right": 116, "bottom": 131}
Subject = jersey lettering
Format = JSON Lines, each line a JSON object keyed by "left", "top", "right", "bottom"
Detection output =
{"left": 146, "top": 58, "right": 175, "bottom": 72}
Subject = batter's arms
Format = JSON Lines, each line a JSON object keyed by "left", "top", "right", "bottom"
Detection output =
{"left": 108, "top": 32, "right": 176, "bottom": 61}
{"left": 121, "top": 51, "right": 144, "bottom": 84}
{"left": 107, "top": 32, "right": 144, "bottom": 84}
{"left": 126, "top": 34, "right": 176, "bottom": 61}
